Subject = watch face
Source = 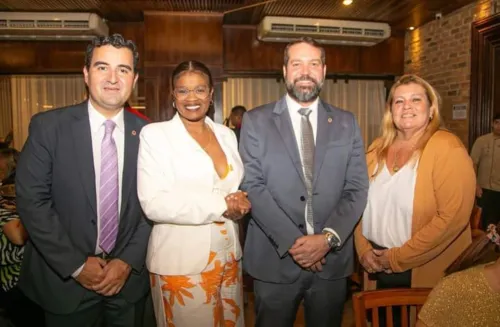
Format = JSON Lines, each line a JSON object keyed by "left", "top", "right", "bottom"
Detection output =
{"left": 331, "top": 235, "right": 340, "bottom": 247}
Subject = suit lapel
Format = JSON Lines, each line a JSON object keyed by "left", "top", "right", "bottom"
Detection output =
{"left": 71, "top": 102, "right": 97, "bottom": 216}
{"left": 273, "top": 97, "right": 305, "bottom": 185}
{"left": 121, "top": 111, "right": 140, "bottom": 219}
{"left": 313, "top": 100, "right": 335, "bottom": 188}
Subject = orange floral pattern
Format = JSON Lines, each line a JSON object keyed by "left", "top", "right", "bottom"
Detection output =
{"left": 150, "top": 223, "right": 243, "bottom": 327}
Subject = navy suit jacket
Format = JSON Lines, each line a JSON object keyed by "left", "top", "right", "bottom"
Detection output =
{"left": 16, "top": 101, "right": 151, "bottom": 314}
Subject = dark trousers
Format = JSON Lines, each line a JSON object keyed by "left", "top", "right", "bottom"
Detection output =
{"left": 370, "top": 242, "right": 412, "bottom": 327}
{"left": 0, "top": 286, "right": 45, "bottom": 327}
{"left": 253, "top": 271, "right": 347, "bottom": 327}
{"left": 478, "top": 188, "right": 500, "bottom": 230}
{"left": 44, "top": 291, "right": 147, "bottom": 327}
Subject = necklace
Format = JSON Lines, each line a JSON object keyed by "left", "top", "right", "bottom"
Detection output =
{"left": 392, "top": 143, "right": 416, "bottom": 173}
{"left": 392, "top": 148, "right": 403, "bottom": 172}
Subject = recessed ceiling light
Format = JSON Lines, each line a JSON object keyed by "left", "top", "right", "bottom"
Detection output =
{"left": 343, "top": 0, "right": 353, "bottom": 5}
{"left": 408, "top": 26, "right": 415, "bottom": 30}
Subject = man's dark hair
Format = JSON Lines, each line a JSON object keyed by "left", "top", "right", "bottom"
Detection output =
{"left": 283, "top": 36, "right": 326, "bottom": 66}
{"left": 493, "top": 113, "right": 500, "bottom": 121}
{"left": 231, "top": 105, "right": 247, "bottom": 115}
{"left": 84, "top": 33, "right": 139, "bottom": 73}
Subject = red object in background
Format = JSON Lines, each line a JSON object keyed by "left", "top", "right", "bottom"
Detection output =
{"left": 125, "top": 106, "right": 151, "bottom": 123}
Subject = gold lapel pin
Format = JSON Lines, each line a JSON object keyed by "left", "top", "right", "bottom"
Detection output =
{"left": 328, "top": 117, "right": 333, "bottom": 124}
{"left": 132, "top": 130, "right": 137, "bottom": 136}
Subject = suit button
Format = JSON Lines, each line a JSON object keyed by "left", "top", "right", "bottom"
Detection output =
{"left": 298, "top": 224, "right": 304, "bottom": 229}
{"left": 300, "top": 196, "right": 305, "bottom": 201}
{"left": 91, "top": 219, "right": 96, "bottom": 225}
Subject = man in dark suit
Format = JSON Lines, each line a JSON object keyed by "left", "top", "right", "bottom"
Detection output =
{"left": 239, "top": 37, "right": 369, "bottom": 327}
{"left": 15, "top": 34, "right": 151, "bottom": 327}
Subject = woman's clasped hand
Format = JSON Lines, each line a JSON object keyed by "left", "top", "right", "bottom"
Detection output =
{"left": 223, "top": 191, "right": 251, "bottom": 220}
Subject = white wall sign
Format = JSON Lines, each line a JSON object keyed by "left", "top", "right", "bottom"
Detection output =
{"left": 452, "top": 103, "right": 467, "bottom": 120}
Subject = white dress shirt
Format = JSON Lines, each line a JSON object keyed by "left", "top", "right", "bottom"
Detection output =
{"left": 285, "top": 95, "right": 340, "bottom": 242}
{"left": 72, "top": 101, "right": 125, "bottom": 277}
{"left": 362, "top": 163, "right": 417, "bottom": 248}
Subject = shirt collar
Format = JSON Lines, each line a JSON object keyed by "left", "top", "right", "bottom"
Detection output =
{"left": 88, "top": 100, "right": 125, "bottom": 134}
{"left": 286, "top": 93, "right": 319, "bottom": 114}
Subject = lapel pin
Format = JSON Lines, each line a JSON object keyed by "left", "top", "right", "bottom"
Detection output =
{"left": 131, "top": 130, "right": 137, "bottom": 136}
{"left": 328, "top": 117, "right": 333, "bottom": 124}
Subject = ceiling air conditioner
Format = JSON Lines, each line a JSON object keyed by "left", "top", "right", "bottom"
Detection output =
{"left": 0, "top": 12, "right": 109, "bottom": 41}
{"left": 257, "top": 16, "right": 391, "bottom": 46}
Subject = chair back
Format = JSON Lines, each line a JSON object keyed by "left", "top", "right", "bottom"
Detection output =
{"left": 470, "top": 205, "right": 482, "bottom": 230}
{"left": 352, "top": 288, "right": 432, "bottom": 327}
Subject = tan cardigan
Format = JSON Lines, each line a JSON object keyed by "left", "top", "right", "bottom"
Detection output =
{"left": 354, "top": 130, "right": 476, "bottom": 288}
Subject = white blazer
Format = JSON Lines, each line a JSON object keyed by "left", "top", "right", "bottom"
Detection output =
{"left": 137, "top": 113, "right": 244, "bottom": 276}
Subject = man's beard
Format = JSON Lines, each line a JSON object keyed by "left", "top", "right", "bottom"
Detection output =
{"left": 285, "top": 75, "right": 323, "bottom": 103}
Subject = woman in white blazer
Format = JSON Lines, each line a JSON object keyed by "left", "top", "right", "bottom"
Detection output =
{"left": 137, "top": 61, "right": 249, "bottom": 327}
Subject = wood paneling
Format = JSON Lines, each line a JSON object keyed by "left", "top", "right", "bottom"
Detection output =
{"left": 0, "top": 41, "right": 86, "bottom": 74}
{"left": 223, "top": 26, "right": 404, "bottom": 75}
{"left": 144, "top": 12, "right": 223, "bottom": 68}
{"left": 0, "top": 22, "right": 144, "bottom": 74}
{"left": 469, "top": 13, "right": 500, "bottom": 147}
{"left": 143, "top": 12, "right": 224, "bottom": 121}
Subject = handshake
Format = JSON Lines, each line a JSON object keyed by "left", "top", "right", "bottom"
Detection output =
{"left": 223, "top": 191, "right": 251, "bottom": 220}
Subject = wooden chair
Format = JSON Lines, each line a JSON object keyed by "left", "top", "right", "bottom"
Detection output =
{"left": 352, "top": 288, "right": 432, "bottom": 327}
{"left": 469, "top": 205, "right": 484, "bottom": 239}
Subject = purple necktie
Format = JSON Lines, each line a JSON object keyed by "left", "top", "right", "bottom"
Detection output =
{"left": 99, "top": 120, "right": 119, "bottom": 254}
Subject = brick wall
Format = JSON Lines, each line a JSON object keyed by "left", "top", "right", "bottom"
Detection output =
{"left": 404, "top": 0, "right": 500, "bottom": 147}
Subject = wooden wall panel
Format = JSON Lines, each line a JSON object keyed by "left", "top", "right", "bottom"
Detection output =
{"left": 223, "top": 26, "right": 405, "bottom": 75}
{"left": 0, "top": 42, "right": 86, "bottom": 74}
{"left": 143, "top": 12, "right": 224, "bottom": 121}
{"left": 223, "top": 26, "right": 284, "bottom": 73}
{"left": 359, "top": 35, "right": 405, "bottom": 75}
{"left": 0, "top": 22, "right": 144, "bottom": 74}
{"left": 144, "top": 12, "right": 223, "bottom": 68}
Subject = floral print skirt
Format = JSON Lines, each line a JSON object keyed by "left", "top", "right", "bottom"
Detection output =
{"left": 150, "top": 222, "right": 244, "bottom": 327}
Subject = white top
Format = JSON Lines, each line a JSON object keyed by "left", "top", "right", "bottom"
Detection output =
{"left": 362, "top": 162, "right": 418, "bottom": 248}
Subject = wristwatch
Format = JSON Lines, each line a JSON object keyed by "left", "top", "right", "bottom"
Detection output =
{"left": 323, "top": 231, "right": 341, "bottom": 250}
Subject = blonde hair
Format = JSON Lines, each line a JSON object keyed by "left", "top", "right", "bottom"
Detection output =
{"left": 370, "top": 74, "right": 443, "bottom": 177}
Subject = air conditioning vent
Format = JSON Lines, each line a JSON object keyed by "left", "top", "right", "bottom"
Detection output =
{"left": 10, "top": 20, "right": 35, "bottom": 29}
{"left": 37, "top": 20, "right": 64, "bottom": 28}
{"left": 64, "top": 20, "right": 90, "bottom": 29}
{"left": 342, "top": 27, "right": 363, "bottom": 36}
{"left": 271, "top": 23, "right": 294, "bottom": 32}
{"left": 365, "top": 29, "right": 386, "bottom": 37}
{"left": 296, "top": 25, "right": 317, "bottom": 33}
{"left": 258, "top": 16, "right": 391, "bottom": 46}
{"left": 319, "top": 26, "right": 341, "bottom": 34}
{"left": 0, "top": 12, "right": 108, "bottom": 41}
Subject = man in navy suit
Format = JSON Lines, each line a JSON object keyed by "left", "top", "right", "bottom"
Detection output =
{"left": 16, "top": 34, "right": 151, "bottom": 327}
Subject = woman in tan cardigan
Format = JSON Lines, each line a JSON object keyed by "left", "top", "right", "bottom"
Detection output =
{"left": 354, "top": 74, "right": 476, "bottom": 325}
